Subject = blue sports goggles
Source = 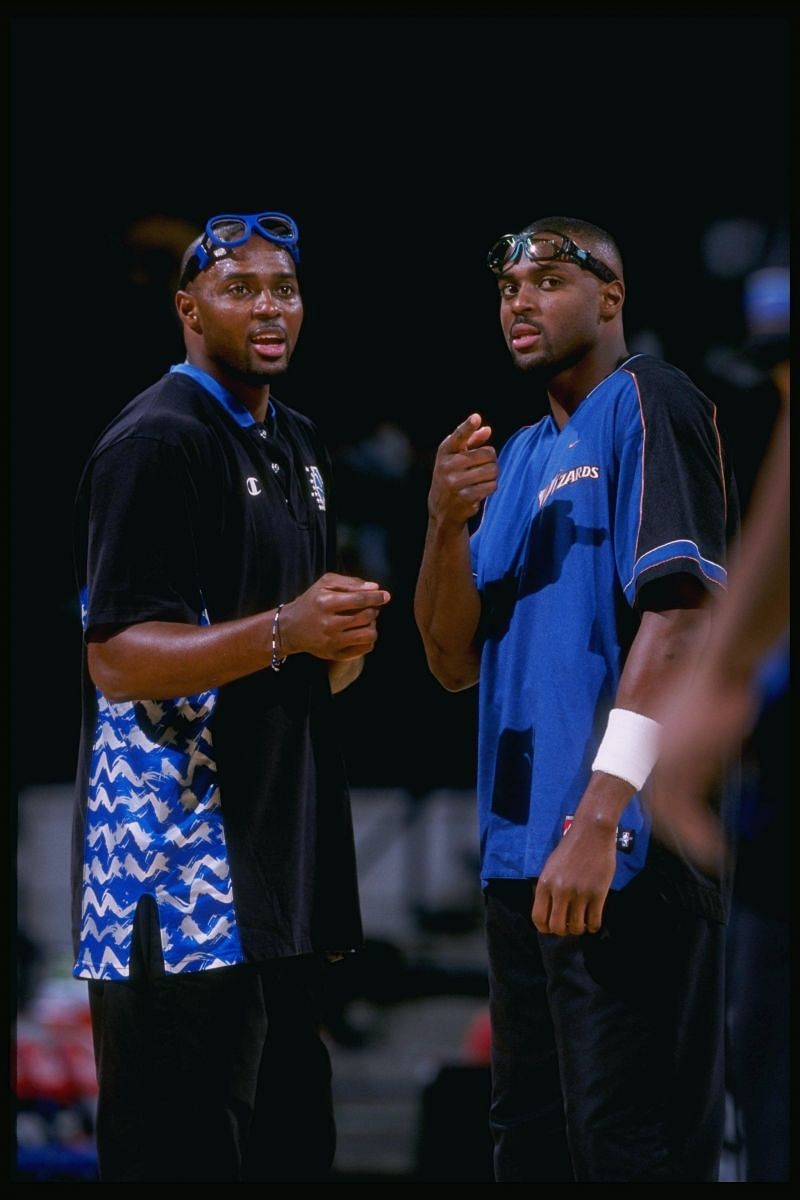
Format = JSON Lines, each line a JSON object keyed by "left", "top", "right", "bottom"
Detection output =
{"left": 180, "top": 211, "right": 300, "bottom": 287}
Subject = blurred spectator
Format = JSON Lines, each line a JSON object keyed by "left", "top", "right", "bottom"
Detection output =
{"left": 332, "top": 418, "right": 480, "bottom": 793}
{"left": 15, "top": 980, "right": 99, "bottom": 1181}
{"left": 16, "top": 928, "right": 43, "bottom": 1015}
{"left": 336, "top": 419, "right": 416, "bottom": 586}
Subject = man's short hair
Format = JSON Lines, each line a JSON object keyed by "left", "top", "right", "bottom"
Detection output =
{"left": 524, "top": 216, "right": 624, "bottom": 281}
{"left": 178, "top": 235, "right": 204, "bottom": 291}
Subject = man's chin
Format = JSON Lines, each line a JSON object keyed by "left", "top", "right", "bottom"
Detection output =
{"left": 512, "top": 351, "right": 550, "bottom": 376}
{"left": 241, "top": 360, "right": 289, "bottom": 384}
{"left": 257, "top": 363, "right": 289, "bottom": 378}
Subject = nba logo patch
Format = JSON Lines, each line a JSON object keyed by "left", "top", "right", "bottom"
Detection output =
{"left": 305, "top": 465, "right": 326, "bottom": 511}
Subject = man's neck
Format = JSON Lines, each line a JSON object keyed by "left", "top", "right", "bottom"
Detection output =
{"left": 186, "top": 352, "right": 271, "bottom": 424}
{"left": 546, "top": 340, "right": 630, "bottom": 430}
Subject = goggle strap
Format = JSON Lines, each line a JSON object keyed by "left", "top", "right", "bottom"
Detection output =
{"left": 487, "top": 232, "right": 616, "bottom": 283}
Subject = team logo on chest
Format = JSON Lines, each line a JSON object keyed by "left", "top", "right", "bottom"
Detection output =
{"left": 305, "top": 465, "right": 326, "bottom": 511}
{"left": 538, "top": 464, "right": 600, "bottom": 509}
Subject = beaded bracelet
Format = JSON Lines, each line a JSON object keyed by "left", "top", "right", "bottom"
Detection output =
{"left": 271, "top": 603, "right": 288, "bottom": 672}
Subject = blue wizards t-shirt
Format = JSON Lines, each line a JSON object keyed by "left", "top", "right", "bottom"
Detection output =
{"left": 470, "top": 355, "right": 736, "bottom": 889}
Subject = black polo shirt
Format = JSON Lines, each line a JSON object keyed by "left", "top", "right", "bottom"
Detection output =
{"left": 71, "top": 365, "right": 362, "bottom": 980}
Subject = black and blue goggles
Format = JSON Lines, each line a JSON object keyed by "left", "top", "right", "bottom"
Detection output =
{"left": 180, "top": 211, "right": 300, "bottom": 288}
{"left": 487, "top": 231, "right": 617, "bottom": 283}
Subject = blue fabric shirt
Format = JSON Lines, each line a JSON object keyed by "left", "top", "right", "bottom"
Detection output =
{"left": 470, "top": 355, "right": 735, "bottom": 888}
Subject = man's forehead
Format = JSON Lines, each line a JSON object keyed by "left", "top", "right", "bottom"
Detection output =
{"left": 211, "top": 239, "right": 298, "bottom": 277}
{"left": 499, "top": 255, "right": 581, "bottom": 280}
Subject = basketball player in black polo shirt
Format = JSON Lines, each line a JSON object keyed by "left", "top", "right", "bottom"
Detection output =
{"left": 72, "top": 212, "right": 391, "bottom": 1181}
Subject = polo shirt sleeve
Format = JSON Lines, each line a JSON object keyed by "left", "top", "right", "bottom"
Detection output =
{"left": 81, "top": 434, "right": 202, "bottom": 636}
{"left": 613, "top": 366, "right": 730, "bottom": 607}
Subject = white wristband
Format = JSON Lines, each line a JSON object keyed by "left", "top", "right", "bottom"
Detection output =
{"left": 591, "top": 707, "right": 662, "bottom": 792}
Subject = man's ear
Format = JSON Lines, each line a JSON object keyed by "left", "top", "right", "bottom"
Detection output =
{"left": 599, "top": 278, "right": 625, "bottom": 322}
{"left": 175, "top": 289, "right": 202, "bottom": 334}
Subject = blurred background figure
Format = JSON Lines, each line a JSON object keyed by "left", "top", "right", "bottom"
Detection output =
{"left": 336, "top": 419, "right": 416, "bottom": 586}
{"left": 650, "top": 257, "right": 789, "bottom": 1183}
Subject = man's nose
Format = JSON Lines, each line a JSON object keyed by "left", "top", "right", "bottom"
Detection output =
{"left": 510, "top": 282, "right": 539, "bottom": 313}
{"left": 253, "top": 289, "right": 281, "bottom": 315}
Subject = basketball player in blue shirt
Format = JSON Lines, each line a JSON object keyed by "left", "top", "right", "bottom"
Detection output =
{"left": 415, "top": 217, "right": 737, "bottom": 1181}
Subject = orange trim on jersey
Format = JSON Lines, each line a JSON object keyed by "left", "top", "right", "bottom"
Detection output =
{"left": 623, "top": 369, "right": 647, "bottom": 566}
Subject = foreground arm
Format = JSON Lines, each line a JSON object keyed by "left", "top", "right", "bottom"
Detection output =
{"left": 414, "top": 414, "right": 498, "bottom": 691}
{"left": 531, "top": 576, "right": 710, "bottom": 937}
{"left": 89, "top": 574, "right": 390, "bottom": 701}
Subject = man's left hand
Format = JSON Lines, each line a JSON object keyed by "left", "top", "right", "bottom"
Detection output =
{"left": 531, "top": 772, "right": 633, "bottom": 936}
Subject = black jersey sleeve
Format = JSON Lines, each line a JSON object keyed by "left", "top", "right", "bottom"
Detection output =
{"left": 79, "top": 434, "right": 203, "bottom": 636}
{"left": 614, "top": 362, "right": 733, "bottom": 607}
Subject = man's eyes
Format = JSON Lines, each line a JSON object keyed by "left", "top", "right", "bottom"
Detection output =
{"left": 499, "top": 276, "right": 562, "bottom": 299}
{"left": 224, "top": 282, "right": 297, "bottom": 298}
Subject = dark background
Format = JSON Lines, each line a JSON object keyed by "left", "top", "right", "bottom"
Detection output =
{"left": 9, "top": 10, "right": 789, "bottom": 796}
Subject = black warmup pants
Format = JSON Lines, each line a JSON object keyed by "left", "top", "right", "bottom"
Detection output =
{"left": 485, "top": 869, "right": 726, "bottom": 1182}
{"left": 88, "top": 897, "right": 335, "bottom": 1182}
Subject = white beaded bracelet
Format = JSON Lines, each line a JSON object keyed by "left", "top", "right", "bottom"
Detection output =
{"left": 591, "top": 707, "right": 662, "bottom": 791}
{"left": 271, "top": 603, "right": 287, "bottom": 672}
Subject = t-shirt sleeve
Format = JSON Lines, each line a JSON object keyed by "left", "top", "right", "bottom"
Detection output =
{"left": 614, "top": 368, "right": 730, "bottom": 606}
{"left": 80, "top": 434, "right": 202, "bottom": 636}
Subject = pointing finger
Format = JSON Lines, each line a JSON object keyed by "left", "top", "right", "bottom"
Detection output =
{"left": 444, "top": 413, "right": 483, "bottom": 450}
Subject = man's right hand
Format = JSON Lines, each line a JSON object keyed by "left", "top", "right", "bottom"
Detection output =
{"left": 427, "top": 413, "right": 498, "bottom": 526}
{"left": 279, "top": 573, "right": 391, "bottom": 662}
